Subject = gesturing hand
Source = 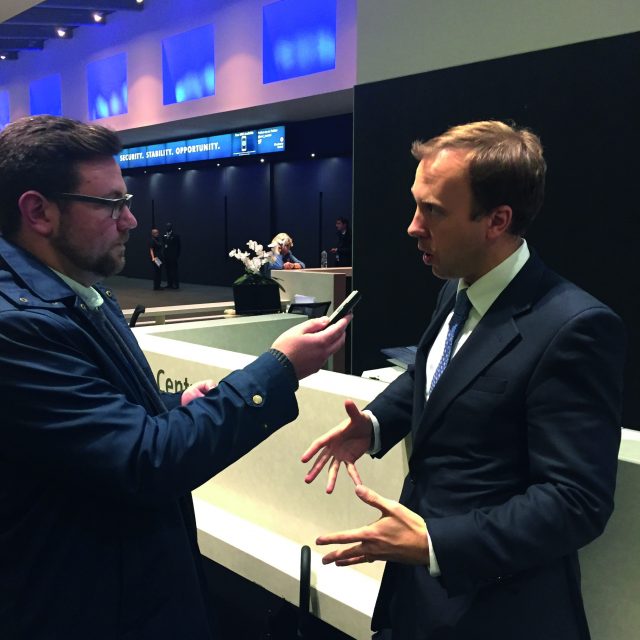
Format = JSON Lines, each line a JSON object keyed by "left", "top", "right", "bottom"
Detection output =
{"left": 316, "top": 485, "right": 429, "bottom": 566}
{"left": 301, "top": 399, "right": 372, "bottom": 493}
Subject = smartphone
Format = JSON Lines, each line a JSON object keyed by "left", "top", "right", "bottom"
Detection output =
{"left": 327, "top": 290, "right": 361, "bottom": 325}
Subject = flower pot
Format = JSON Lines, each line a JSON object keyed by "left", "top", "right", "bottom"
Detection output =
{"left": 233, "top": 282, "right": 281, "bottom": 315}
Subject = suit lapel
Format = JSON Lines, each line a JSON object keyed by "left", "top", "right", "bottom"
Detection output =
{"left": 411, "top": 254, "right": 546, "bottom": 452}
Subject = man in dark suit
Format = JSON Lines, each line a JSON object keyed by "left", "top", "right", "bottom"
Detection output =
{"left": 163, "top": 221, "right": 181, "bottom": 288}
{"left": 302, "top": 121, "right": 625, "bottom": 639}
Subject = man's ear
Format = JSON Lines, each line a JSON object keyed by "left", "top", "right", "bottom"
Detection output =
{"left": 18, "top": 191, "right": 58, "bottom": 236}
{"left": 486, "top": 205, "right": 513, "bottom": 239}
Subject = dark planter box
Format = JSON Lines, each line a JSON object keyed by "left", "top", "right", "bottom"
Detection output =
{"left": 233, "top": 283, "right": 281, "bottom": 315}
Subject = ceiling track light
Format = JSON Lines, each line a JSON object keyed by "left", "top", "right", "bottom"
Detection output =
{"left": 92, "top": 12, "right": 105, "bottom": 23}
{"left": 56, "top": 27, "right": 67, "bottom": 38}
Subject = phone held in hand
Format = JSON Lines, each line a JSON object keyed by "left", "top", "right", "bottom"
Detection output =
{"left": 327, "top": 290, "right": 362, "bottom": 326}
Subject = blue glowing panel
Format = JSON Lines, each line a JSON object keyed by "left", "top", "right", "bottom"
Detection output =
{"left": 162, "top": 24, "right": 215, "bottom": 105}
{"left": 0, "top": 91, "right": 9, "bottom": 130}
{"left": 257, "top": 126, "right": 285, "bottom": 153}
{"left": 87, "top": 53, "right": 128, "bottom": 120}
{"left": 117, "top": 126, "right": 285, "bottom": 169}
{"left": 30, "top": 74, "right": 62, "bottom": 116}
{"left": 263, "top": 0, "right": 336, "bottom": 84}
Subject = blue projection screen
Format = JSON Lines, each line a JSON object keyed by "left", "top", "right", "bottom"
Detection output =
{"left": 87, "top": 52, "right": 128, "bottom": 120}
{"left": 0, "top": 91, "right": 9, "bottom": 130}
{"left": 163, "top": 24, "right": 215, "bottom": 105}
{"left": 30, "top": 74, "right": 62, "bottom": 116}
{"left": 263, "top": 0, "right": 336, "bottom": 84}
{"left": 117, "top": 126, "right": 285, "bottom": 169}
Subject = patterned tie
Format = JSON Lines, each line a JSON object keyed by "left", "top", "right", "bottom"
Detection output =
{"left": 429, "top": 289, "right": 472, "bottom": 394}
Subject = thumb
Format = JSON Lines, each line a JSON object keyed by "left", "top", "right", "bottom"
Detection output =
{"left": 355, "top": 484, "right": 392, "bottom": 515}
{"left": 344, "top": 398, "right": 363, "bottom": 421}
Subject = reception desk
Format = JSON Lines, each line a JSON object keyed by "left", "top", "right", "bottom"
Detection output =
{"left": 134, "top": 322, "right": 639, "bottom": 639}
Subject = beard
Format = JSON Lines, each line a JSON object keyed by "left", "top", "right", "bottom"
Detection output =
{"left": 51, "top": 223, "right": 126, "bottom": 281}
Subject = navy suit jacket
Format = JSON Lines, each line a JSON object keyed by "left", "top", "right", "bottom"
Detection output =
{"left": 368, "top": 253, "right": 625, "bottom": 640}
{"left": 0, "top": 237, "right": 299, "bottom": 639}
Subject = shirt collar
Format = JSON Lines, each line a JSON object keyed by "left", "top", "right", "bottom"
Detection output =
{"left": 457, "top": 239, "right": 530, "bottom": 318}
{"left": 51, "top": 269, "right": 104, "bottom": 310}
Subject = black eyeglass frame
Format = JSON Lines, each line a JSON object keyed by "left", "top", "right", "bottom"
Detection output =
{"left": 55, "top": 193, "right": 133, "bottom": 219}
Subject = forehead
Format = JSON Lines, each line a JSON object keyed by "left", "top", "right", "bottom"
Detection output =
{"left": 74, "top": 156, "right": 126, "bottom": 192}
{"left": 412, "top": 148, "right": 471, "bottom": 197}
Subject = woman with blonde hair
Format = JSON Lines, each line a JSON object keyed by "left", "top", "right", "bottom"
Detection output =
{"left": 269, "top": 232, "right": 306, "bottom": 270}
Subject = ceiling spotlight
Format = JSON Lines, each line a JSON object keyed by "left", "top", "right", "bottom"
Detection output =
{"left": 260, "top": 158, "right": 265, "bottom": 163}
{"left": 310, "top": 153, "right": 316, "bottom": 158}
{"left": 0, "top": 55, "right": 6, "bottom": 61}
{"left": 56, "top": 28, "right": 67, "bottom": 38}
{"left": 92, "top": 12, "right": 104, "bottom": 23}
{"left": 136, "top": 0, "right": 144, "bottom": 4}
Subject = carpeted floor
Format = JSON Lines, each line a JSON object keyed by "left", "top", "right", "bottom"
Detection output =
{"left": 103, "top": 275, "right": 233, "bottom": 311}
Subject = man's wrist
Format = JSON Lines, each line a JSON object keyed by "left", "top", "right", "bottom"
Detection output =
{"left": 267, "top": 348, "right": 299, "bottom": 390}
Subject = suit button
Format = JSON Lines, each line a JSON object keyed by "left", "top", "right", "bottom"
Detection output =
{"left": 252, "top": 394, "right": 263, "bottom": 406}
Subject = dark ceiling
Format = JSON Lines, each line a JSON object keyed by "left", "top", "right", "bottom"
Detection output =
{"left": 0, "top": 0, "right": 144, "bottom": 60}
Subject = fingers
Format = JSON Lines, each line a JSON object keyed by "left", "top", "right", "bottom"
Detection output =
{"left": 316, "top": 526, "right": 368, "bottom": 546}
{"left": 354, "top": 484, "right": 394, "bottom": 516}
{"left": 346, "top": 462, "right": 362, "bottom": 487}
{"left": 303, "top": 448, "right": 332, "bottom": 484}
{"left": 321, "top": 543, "right": 368, "bottom": 565}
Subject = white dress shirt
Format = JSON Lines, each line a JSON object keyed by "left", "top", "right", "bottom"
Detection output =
{"left": 366, "top": 239, "right": 530, "bottom": 575}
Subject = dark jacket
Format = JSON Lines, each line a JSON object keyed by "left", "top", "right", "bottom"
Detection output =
{"left": 0, "top": 237, "right": 298, "bottom": 639}
{"left": 368, "top": 253, "right": 625, "bottom": 640}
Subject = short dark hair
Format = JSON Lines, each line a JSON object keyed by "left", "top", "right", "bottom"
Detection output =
{"left": 336, "top": 216, "right": 349, "bottom": 226}
{"left": 0, "top": 115, "right": 122, "bottom": 239}
{"left": 411, "top": 120, "right": 546, "bottom": 236}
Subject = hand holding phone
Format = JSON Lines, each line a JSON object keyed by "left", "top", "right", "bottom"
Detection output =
{"left": 327, "top": 290, "right": 361, "bottom": 326}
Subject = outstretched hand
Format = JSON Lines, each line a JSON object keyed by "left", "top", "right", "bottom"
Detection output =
{"left": 301, "top": 399, "right": 372, "bottom": 493}
{"left": 316, "top": 485, "right": 429, "bottom": 566}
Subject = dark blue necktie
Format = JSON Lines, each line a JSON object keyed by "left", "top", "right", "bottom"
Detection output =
{"left": 429, "top": 289, "right": 472, "bottom": 394}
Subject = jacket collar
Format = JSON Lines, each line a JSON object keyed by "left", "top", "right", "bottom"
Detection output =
{"left": 0, "top": 236, "right": 78, "bottom": 305}
{"left": 411, "top": 252, "right": 546, "bottom": 452}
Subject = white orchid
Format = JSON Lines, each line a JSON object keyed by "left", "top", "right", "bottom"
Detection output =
{"left": 229, "top": 240, "right": 278, "bottom": 282}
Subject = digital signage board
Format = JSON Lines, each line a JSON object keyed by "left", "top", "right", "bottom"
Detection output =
{"left": 117, "top": 126, "right": 285, "bottom": 169}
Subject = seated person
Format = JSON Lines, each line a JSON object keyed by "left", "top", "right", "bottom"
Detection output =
{"left": 270, "top": 232, "right": 306, "bottom": 270}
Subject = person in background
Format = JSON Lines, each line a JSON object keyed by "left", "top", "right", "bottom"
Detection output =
{"left": 302, "top": 120, "right": 625, "bottom": 640}
{"left": 149, "top": 227, "right": 164, "bottom": 290}
{"left": 0, "top": 115, "right": 350, "bottom": 640}
{"left": 270, "top": 232, "right": 305, "bottom": 270}
{"left": 163, "top": 221, "right": 181, "bottom": 288}
{"left": 330, "top": 216, "right": 352, "bottom": 266}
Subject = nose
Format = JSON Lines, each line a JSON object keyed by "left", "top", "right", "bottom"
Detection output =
{"left": 407, "top": 207, "right": 428, "bottom": 238}
{"left": 117, "top": 205, "right": 138, "bottom": 231}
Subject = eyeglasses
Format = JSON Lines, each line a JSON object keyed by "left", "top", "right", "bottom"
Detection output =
{"left": 55, "top": 193, "right": 133, "bottom": 220}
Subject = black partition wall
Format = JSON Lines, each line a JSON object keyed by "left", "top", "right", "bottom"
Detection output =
{"left": 121, "top": 114, "right": 352, "bottom": 286}
{"left": 351, "top": 32, "right": 640, "bottom": 426}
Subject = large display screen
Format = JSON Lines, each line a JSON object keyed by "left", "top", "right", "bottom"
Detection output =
{"left": 117, "top": 126, "right": 285, "bottom": 169}
{"left": 263, "top": 0, "right": 336, "bottom": 84}
{"left": 87, "top": 52, "right": 128, "bottom": 120}
{"left": 30, "top": 74, "right": 62, "bottom": 116}
{"left": 162, "top": 24, "right": 215, "bottom": 105}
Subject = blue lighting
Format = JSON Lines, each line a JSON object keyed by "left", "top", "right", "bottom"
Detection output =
{"left": 117, "top": 126, "right": 285, "bottom": 170}
{"left": 163, "top": 25, "right": 215, "bottom": 105}
{"left": 30, "top": 74, "right": 62, "bottom": 116}
{"left": 87, "top": 53, "right": 128, "bottom": 120}
{"left": 263, "top": 0, "right": 336, "bottom": 84}
{"left": 0, "top": 91, "right": 9, "bottom": 130}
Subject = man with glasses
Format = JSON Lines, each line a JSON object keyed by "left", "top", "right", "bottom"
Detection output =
{"left": 0, "top": 115, "right": 349, "bottom": 639}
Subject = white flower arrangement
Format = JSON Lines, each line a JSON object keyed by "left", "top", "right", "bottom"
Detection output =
{"left": 229, "top": 240, "right": 283, "bottom": 288}
{"left": 228, "top": 240, "right": 274, "bottom": 275}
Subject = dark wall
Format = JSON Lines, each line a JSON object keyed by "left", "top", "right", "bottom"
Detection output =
{"left": 121, "top": 115, "right": 352, "bottom": 286}
{"left": 351, "top": 32, "right": 640, "bottom": 426}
